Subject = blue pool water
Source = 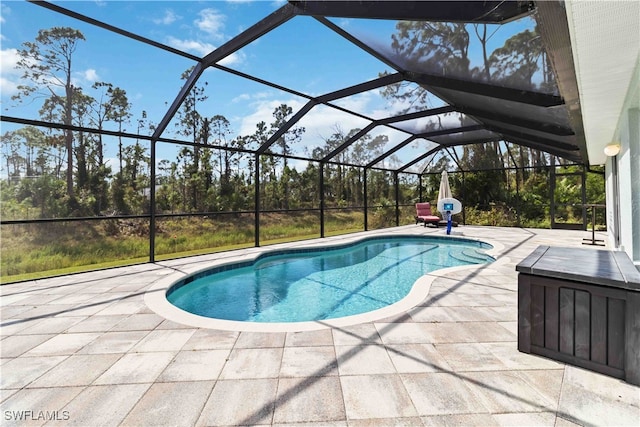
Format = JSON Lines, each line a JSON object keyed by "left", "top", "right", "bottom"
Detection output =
{"left": 167, "top": 236, "right": 493, "bottom": 323}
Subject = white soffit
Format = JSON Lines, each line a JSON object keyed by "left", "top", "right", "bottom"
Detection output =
{"left": 565, "top": 0, "right": 640, "bottom": 165}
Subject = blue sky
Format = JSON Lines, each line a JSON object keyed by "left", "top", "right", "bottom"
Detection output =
{"left": 1, "top": 1, "right": 537, "bottom": 175}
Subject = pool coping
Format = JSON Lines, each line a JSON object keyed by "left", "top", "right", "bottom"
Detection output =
{"left": 144, "top": 229, "right": 506, "bottom": 332}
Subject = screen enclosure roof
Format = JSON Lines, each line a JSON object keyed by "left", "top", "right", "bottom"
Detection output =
{"left": 6, "top": 1, "right": 588, "bottom": 173}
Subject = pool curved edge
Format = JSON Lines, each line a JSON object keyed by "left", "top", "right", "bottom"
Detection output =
{"left": 144, "top": 232, "right": 507, "bottom": 332}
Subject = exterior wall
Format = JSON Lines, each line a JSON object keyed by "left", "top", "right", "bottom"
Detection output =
{"left": 629, "top": 108, "right": 640, "bottom": 263}
{"left": 606, "top": 59, "right": 640, "bottom": 265}
{"left": 605, "top": 156, "right": 619, "bottom": 248}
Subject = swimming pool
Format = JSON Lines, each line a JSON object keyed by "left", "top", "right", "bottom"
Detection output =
{"left": 166, "top": 235, "right": 493, "bottom": 323}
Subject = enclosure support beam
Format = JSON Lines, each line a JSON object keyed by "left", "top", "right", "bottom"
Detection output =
{"left": 445, "top": 147, "right": 462, "bottom": 171}
{"left": 322, "top": 123, "right": 377, "bottom": 163}
{"left": 455, "top": 105, "right": 575, "bottom": 136}
{"left": 316, "top": 16, "right": 401, "bottom": 75}
{"left": 29, "top": 1, "right": 201, "bottom": 62}
{"left": 364, "top": 168, "right": 368, "bottom": 231}
{"left": 509, "top": 138, "right": 582, "bottom": 164}
{"left": 317, "top": 73, "right": 404, "bottom": 104}
{"left": 202, "top": 3, "right": 295, "bottom": 67}
{"left": 320, "top": 163, "right": 325, "bottom": 238}
{"left": 396, "top": 126, "right": 484, "bottom": 174}
{"left": 462, "top": 172, "right": 467, "bottom": 225}
{"left": 400, "top": 146, "right": 441, "bottom": 174}
{"left": 516, "top": 167, "right": 521, "bottom": 227}
{"left": 550, "top": 156, "right": 556, "bottom": 228}
{"left": 483, "top": 124, "right": 579, "bottom": 152}
{"left": 292, "top": 1, "right": 533, "bottom": 23}
{"left": 394, "top": 172, "right": 400, "bottom": 226}
{"left": 378, "top": 106, "right": 456, "bottom": 126}
{"left": 366, "top": 135, "right": 416, "bottom": 169}
{"left": 407, "top": 72, "right": 564, "bottom": 107}
{"left": 257, "top": 100, "right": 317, "bottom": 154}
{"left": 254, "top": 153, "right": 261, "bottom": 247}
{"left": 506, "top": 143, "right": 522, "bottom": 227}
{"left": 581, "top": 165, "right": 587, "bottom": 229}
{"left": 150, "top": 140, "right": 156, "bottom": 263}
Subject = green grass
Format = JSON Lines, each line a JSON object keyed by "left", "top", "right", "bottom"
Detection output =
{"left": 1, "top": 257, "right": 149, "bottom": 284}
{"left": 154, "top": 241, "right": 254, "bottom": 261}
{"left": 3, "top": 207, "right": 582, "bottom": 284}
{"left": 0, "top": 211, "right": 368, "bottom": 283}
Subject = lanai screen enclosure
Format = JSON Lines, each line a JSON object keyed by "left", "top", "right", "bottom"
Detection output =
{"left": 0, "top": 1, "right": 598, "bottom": 282}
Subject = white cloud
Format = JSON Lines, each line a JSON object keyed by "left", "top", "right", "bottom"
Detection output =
{"left": 231, "top": 93, "right": 251, "bottom": 103}
{"left": 337, "top": 18, "right": 351, "bottom": 28}
{"left": 161, "top": 7, "right": 250, "bottom": 67}
{"left": 83, "top": 68, "right": 100, "bottom": 83}
{"left": 218, "top": 51, "right": 244, "bottom": 66}
{"left": 0, "top": 76, "right": 19, "bottom": 97}
{"left": 236, "top": 91, "right": 271, "bottom": 101}
{"left": 165, "top": 36, "right": 244, "bottom": 65}
{"left": 331, "top": 92, "right": 374, "bottom": 113}
{"left": 195, "top": 8, "right": 225, "bottom": 39}
{"left": 153, "top": 9, "right": 180, "bottom": 25}
{"left": 1, "top": 48, "right": 20, "bottom": 74}
{"left": 255, "top": 91, "right": 272, "bottom": 99}
{"left": 0, "top": 48, "right": 21, "bottom": 96}
{"left": 70, "top": 68, "right": 100, "bottom": 88}
{"left": 0, "top": 2, "right": 9, "bottom": 24}
{"left": 166, "top": 36, "right": 216, "bottom": 57}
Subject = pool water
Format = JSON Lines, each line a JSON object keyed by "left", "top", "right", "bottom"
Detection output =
{"left": 167, "top": 236, "right": 493, "bottom": 323}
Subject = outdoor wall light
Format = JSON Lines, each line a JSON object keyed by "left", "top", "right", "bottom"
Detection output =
{"left": 604, "top": 142, "right": 621, "bottom": 157}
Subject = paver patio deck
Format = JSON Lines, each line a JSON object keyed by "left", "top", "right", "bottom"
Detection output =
{"left": 1, "top": 225, "right": 639, "bottom": 426}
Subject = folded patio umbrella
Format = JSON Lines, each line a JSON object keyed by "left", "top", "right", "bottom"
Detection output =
{"left": 438, "top": 170, "right": 452, "bottom": 203}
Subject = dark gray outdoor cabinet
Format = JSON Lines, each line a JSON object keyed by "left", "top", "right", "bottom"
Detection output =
{"left": 517, "top": 246, "right": 640, "bottom": 385}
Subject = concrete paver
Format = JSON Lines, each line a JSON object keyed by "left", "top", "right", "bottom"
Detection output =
{"left": 1, "top": 226, "right": 638, "bottom": 426}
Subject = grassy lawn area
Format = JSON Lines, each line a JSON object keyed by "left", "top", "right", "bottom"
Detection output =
{"left": 1, "top": 211, "right": 370, "bottom": 284}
